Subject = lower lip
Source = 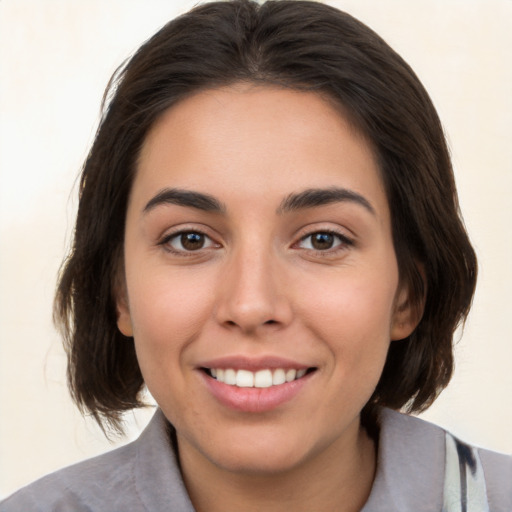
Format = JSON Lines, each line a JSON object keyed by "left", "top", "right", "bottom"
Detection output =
{"left": 201, "top": 371, "right": 313, "bottom": 413}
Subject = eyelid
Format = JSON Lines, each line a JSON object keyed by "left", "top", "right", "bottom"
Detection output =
{"left": 293, "top": 227, "right": 355, "bottom": 254}
{"left": 158, "top": 225, "right": 221, "bottom": 255}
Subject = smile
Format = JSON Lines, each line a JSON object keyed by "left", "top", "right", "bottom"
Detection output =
{"left": 205, "top": 368, "right": 312, "bottom": 388}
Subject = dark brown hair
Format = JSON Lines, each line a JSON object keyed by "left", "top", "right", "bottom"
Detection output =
{"left": 54, "top": 0, "right": 477, "bottom": 433}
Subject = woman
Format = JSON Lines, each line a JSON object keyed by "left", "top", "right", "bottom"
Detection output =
{"left": 1, "top": 1, "right": 510, "bottom": 510}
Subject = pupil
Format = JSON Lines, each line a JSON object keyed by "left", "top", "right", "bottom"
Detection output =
{"left": 181, "top": 232, "right": 204, "bottom": 250}
{"left": 312, "top": 232, "right": 333, "bottom": 250}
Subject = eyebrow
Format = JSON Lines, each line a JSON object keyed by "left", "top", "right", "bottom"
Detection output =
{"left": 143, "top": 188, "right": 226, "bottom": 214}
{"left": 143, "top": 186, "right": 375, "bottom": 216}
{"left": 277, "top": 187, "right": 376, "bottom": 215}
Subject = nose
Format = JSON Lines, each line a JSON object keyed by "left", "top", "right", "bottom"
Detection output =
{"left": 215, "top": 244, "right": 293, "bottom": 335}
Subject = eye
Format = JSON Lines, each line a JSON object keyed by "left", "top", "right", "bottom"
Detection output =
{"left": 164, "top": 231, "right": 217, "bottom": 253}
{"left": 297, "top": 231, "right": 351, "bottom": 251}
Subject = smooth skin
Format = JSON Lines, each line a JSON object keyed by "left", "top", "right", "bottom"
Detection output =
{"left": 116, "top": 84, "right": 421, "bottom": 512}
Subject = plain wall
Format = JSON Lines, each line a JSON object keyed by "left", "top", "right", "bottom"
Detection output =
{"left": 1, "top": 0, "right": 511, "bottom": 498}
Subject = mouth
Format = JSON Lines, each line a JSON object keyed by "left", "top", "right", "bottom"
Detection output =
{"left": 202, "top": 367, "right": 317, "bottom": 388}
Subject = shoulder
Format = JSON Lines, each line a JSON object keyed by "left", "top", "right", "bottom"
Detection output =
{"left": 0, "top": 434, "right": 140, "bottom": 512}
{"left": 363, "top": 408, "right": 448, "bottom": 511}
{"left": 478, "top": 444, "right": 512, "bottom": 510}
{"left": 0, "top": 409, "right": 195, "bottom": 512}
{"left": 367, "top": 408, "right": 512, "bottom": 512}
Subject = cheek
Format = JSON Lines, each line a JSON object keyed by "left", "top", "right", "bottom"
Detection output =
{"left": 295, "top": 265, "right": 398, "bottom": 368}
{"left": 126, "top": 267, "right": 215, "bottom": 371}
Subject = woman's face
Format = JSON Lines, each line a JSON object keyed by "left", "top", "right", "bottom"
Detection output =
{"left": 117, "top": 84, "right": 417, "bottom": 475}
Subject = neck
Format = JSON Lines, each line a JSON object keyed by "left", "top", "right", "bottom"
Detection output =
{"left": 178, "top": 423, "right": 377, "bottom": 512}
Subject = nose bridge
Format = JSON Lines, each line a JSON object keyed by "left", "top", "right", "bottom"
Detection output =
{"left": 216, "top": 234, "right": 291, "bottom": 332}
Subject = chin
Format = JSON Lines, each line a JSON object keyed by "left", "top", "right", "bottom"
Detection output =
{"left": 185, "top": 423, "right": 318, "bottom": 476}
{"left": 210, "top": 445, "right": 309, "bottom": 476}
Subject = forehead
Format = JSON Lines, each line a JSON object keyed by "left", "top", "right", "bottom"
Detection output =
{"left": 132, "top": 84, "right": 388, "bottom": 219}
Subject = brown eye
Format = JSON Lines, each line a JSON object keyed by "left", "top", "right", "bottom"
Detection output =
{"left": 180, "top": 232, "right": 205, "bottom": 251}
{"left": 311, "top": 232, "right": 335, "bottom": 250}
{"left": 166, "top": 231, "right": 216, "bottom": 253}
{"left": 297, "top": 231, "right": 352, "bottom": 252}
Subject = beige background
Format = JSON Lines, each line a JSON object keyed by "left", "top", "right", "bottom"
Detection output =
{"left": 1, "top": 0, "right": 511, "bottom": 499}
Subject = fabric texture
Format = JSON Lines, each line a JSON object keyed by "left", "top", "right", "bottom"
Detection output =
{"left": 1, "top": 408, "right": 510, "bottom": 512}
{"left": 443, "top": 432, "right": 489, "bottom": 512}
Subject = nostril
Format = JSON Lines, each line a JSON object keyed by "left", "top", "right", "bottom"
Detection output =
{"left": 222, "top": 317, "right": 280, "bottom": 333}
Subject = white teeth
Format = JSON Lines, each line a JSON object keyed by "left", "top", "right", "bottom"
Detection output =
{"left": 272, "top": 368, "right": 286, "bottom": 385}
{"left": 296, "top": 369, "right": 307, "bottom": 378}
{"left": 236, "top": 369, "right": 254, "bottom": 388}
{"left": 210, "top": 367, "right": 310, "bottom": 387}
{"left": 254, "top": 369, "right": 272, "bottom": 388}
{"left": 224, "top": 368, "right": 236, "bottom": 385}
{"left": 285, "top": 369, "right": 297, "bottom": 382}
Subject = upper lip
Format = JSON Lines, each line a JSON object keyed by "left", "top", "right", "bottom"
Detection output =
{"left": 197, "top": 355, "right": 314, "bottom": 371}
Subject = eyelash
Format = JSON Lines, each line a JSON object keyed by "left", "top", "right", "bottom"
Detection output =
{"left": 296, "top": 230, "right": 354, "bottom": 255}
{"left": 158, "top": 229, "right": 354, "bottom": 257}
{"left": 159, "top": 229, "right": 218, "bottom": 256}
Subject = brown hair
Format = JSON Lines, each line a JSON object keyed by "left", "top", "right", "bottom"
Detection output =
{"left": 54, "top": 0, "right": 477, "bottom": 433}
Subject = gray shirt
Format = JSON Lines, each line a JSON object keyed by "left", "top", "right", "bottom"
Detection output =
{"left": 1, "top": 408, "right": 511, "bottom": 511}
